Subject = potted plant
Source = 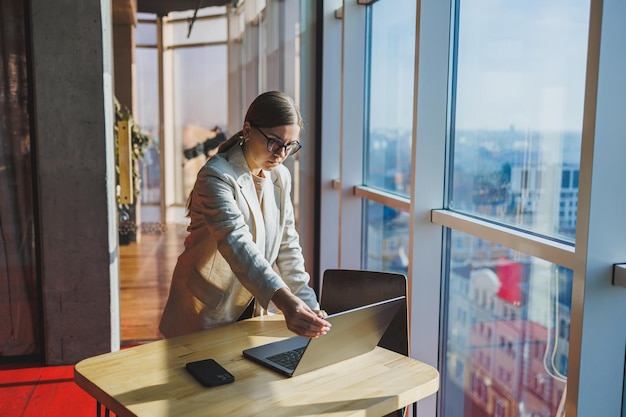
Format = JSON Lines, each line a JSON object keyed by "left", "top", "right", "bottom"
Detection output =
{"left": 114, "top": 98, "right": 155, "bottom": 244}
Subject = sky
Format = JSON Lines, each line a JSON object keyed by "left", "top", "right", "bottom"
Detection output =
{"left": 454, "top": 0, "right": 591, "bottom": 132}
{"left": 368, "top": 0, "right": 591, "bottom": 133}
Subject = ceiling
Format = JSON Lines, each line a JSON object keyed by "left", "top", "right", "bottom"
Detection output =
{"left": 113, "top": 0, "right": 236, "bottom": 24}
{"left": 112, "top": 0, "right": 137, "bottom": 24}
{"left": 137, "top": 0, "right": 236, "bottom": 16}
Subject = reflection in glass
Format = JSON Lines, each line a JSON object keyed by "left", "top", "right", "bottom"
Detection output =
{"left": 364, "top": 201, "right": 409, "bottom": 274}
{"left": 450, "top": 0, "right": 590, "bottom": 242}
{"left": 443, "top": 230, "right": 570, "bottom": 417}
{"left": 365, "top": 0, "right": 416, "bottom": 197}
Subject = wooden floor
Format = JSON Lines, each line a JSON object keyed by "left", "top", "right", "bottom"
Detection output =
{"left": 119, "top": 223, "right": 187, "bottom": 345}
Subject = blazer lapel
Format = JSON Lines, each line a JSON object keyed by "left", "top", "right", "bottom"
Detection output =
{"left": 227, "top": 146, "right": 264, "bottom": 245}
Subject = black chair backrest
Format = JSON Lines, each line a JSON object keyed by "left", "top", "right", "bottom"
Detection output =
{"left": 320, "top": 269, "right": 409, "bottom": 356}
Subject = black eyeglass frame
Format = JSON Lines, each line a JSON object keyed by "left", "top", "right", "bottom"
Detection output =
{"left": 250, "top": 123, "right": 302, "bottom": 156}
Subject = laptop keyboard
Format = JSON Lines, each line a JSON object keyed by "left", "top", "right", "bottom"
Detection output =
{"left": 267, "top": 346, "right": 306, "bottom": 370}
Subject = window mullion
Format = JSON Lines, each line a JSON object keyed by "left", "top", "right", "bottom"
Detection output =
{"left": 431, "top": 209, "right": 576, "bottom": 269}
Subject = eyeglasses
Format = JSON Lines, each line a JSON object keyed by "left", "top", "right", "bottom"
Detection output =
{"left": 252, "top": 124, "right": 302, "bottom": 156}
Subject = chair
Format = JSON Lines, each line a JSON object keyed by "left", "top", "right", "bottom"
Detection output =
{"left": 320, "top": 268, "right": 409, "bottom": 356}
{"left": 320, "top": 269, "right": 409, "bottom": 417}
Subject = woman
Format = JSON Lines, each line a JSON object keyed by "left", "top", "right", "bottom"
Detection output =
{"left": 159, "top": 91, "right": 330, "bottom": 339}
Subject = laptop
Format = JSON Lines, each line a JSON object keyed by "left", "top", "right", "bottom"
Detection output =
{"left": 242, "top": 296, "right": 405, "bottom": 377}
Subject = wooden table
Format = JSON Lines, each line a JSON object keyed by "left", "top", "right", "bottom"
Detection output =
{"left": 75, "top": 316, "right": 439, "bottom": 417}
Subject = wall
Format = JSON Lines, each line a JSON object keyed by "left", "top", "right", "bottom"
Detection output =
{"left": 29, "top": 0, "right": 119, "bottom": 364}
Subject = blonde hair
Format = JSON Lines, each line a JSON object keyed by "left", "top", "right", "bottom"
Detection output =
{"left": 218, "top": 91, "right": 303, "bottom": 153}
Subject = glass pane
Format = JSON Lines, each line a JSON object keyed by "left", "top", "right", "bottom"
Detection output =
{"left": 450, "top": 0, "right": 590, "bottom": 242}
{"left": 136, "top": 21, "right": 157, "bottom": 46}
{"left": 364, "top": 0, "right": 416, "bottom": 197}
{"left": 137, "top": 12, "right": 157, "bottom": 20}
{"left": 364, "top": 201, "right": 409, "bottom": 274}
{"left": 443, "top": 230, "right": 570, "bottom": 417}
{"left": 135, "top": 48, "right": 160, "bottom": 206}
{"left": 172, "top": 45, "right": 228, "bottom": 204}
{"left": 170, "top": 16, "right": 228, "bottom": 46}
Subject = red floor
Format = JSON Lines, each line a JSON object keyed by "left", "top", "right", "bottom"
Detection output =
{"left": 0, "top": 363, "right": 101, "bottom": 416}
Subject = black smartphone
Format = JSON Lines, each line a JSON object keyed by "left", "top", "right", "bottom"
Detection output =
{"left": 185, "top": 358, "right": 235, "bottom": 387}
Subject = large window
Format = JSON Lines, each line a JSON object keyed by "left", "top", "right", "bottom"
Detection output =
{"left": 363, "top": 0, "right": 416, "bottom": 273}
{"left": 443, "top": 230, "right": 570, "bottom": 416}
{"left": 441, "top": 1, "right": 589, "bottom": 416}
{"left": 450, "top": 1, "right": 589, "bottom": 242}
{"left": 324, "top": 0, "right": 625, "bottom": 415}
{"left": 212, "top": 1, "right": 626, "bottom": 415}
{"left": 365, "top": 0, "right": 416, "bottom": 196}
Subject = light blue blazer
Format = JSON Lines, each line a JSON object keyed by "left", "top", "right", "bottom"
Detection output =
{"left": 159, "top": 144, "right": 319, "bottom": 338}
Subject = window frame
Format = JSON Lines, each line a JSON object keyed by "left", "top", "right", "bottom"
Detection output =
{"left": 318, "top": 0, "right": 626, "bottom": 416}
{"left": 414, "top": 0, "right": 626, "bottom": 416}
{"left": 337, "top": 0, "right": 368, "bottom": 269}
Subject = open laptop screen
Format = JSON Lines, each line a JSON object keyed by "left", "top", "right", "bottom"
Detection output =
{"left": 242, "top": 296, "right": 406, "bottom": 377}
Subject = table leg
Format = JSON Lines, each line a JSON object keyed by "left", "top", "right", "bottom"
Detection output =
{"left": 97, "top": 400, "right": 112, "bottom": 417}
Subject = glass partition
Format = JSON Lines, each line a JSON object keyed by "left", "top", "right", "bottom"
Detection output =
{"left": 172, "top": 45, "right": 228, "bottom": 203}
{"left": 135, "top": 45, "right": 160, "bottom": 205}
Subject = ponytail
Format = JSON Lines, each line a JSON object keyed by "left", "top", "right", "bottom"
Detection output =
{"left": 217, "top": 130, "right": 244, "bottom": 153}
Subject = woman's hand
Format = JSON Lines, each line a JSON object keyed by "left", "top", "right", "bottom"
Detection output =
{"left": 271, "top": 288, "right": 331, "bottom": 338}
{"left": 315, "top": 310, "right": 328, "bottom": 319}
